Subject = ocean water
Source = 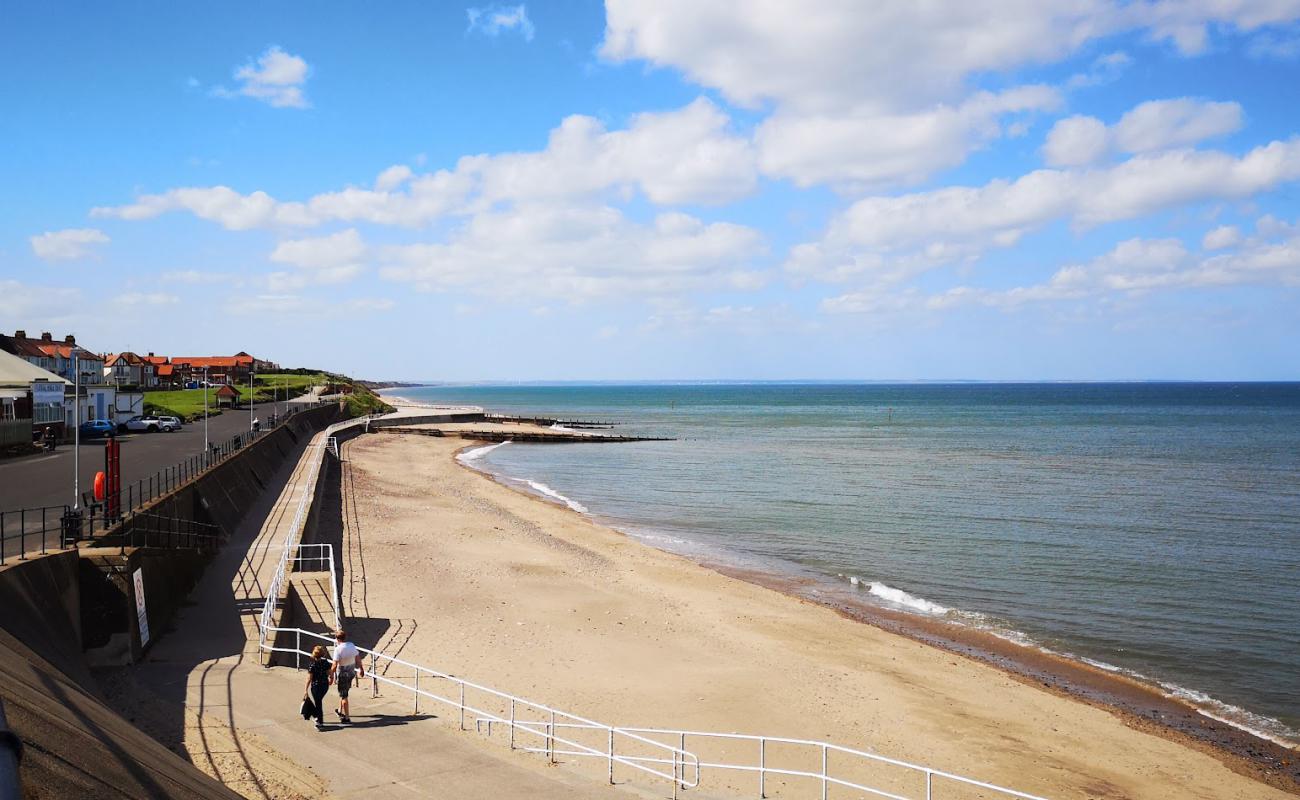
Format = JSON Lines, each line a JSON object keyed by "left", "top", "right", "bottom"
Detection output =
{"left": 399, "top": 382, "right": 1300, "bottom": 744}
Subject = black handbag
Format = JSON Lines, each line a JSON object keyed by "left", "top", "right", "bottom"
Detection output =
{"left": 300, "top": 696, "right": 315, "bottom": 720}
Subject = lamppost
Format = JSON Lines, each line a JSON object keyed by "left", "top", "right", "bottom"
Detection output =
{"left": 203, "top": 367, "right": 210, "bottom": 461}
{"left": 249, "top": 369, "right": 256, "bottom": 433}
{"left": 72, "top": 354, "right": 80, "bottom": 510}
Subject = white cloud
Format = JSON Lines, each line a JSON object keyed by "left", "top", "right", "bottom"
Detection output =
{"left": 822, "top": 224, "right": 1300, "bottom": 314}
{"left": 0, "top": 280, "right": 81, "bottom": 320}
{"left": 1202, "top": 224, "right": 1242, "bottom": 250}
{"left": 217, "top": 46, "right": 310, "bottom": 109}
{"left": 602, "top": 2, "right": 1300, "bottom": 113}
{"left": 1043, "top": 115, "right": 1112, "bottom": 167}
{"left": 792, "top": 138, "right": 1300, "bottom": 284}
{"left": 602, "top": 2, "right": 1299, "bottom": 189}
{"left": 374, "top": 165, "right": 413, "bottom": 192}
{"left": 30, "top": 228, "right": 109, "bottom": 261}
{"left": 92, "top": 98, "right": 756, "bottom": 229}
{"left": 270, "top": 229, "right": 366, "bottom": 271}
{"left": 114, "top": 292, "right": 180, "bottom": 306}
{"left": 1112, "top": 98, "right": 1243, "bottom": 152}
{"left": 467, "top": 4, "right": 535, "bottom": 41}
{"left": 379, "top": 203, "right": 766, "bottom": 301}
{"left": 1066, "top": 50, "right": 1134, "bottom": 88}
{"left": 160, "top": 269, "right": 235, "bottom": 284}
{"left": 758, "top": 86, "right": 1060, "bottom": 190}
{"left": 1044, "top": 98, "right": 1244, "bottom": 167}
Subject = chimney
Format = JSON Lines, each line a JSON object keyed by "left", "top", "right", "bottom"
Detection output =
{"left": 148, "top": 352, "right": 154, "bottom": 357}
{"left": 65, "top": 335, "right": 76, "bottom": 344}
{"left": 14, "top": 330, "right": 25, "bottom": 339}
{"left": 40, "top": 332, "right": 52, "bottom": 342}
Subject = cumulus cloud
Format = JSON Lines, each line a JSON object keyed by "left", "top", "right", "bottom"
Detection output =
{"left": 791, "top": 138, "right": 1300, "bottom": 285}
{"left": 1043, "top": 98, "right": 1244, "bottom": 167}
{"left": 114, "top": 292, "right": 180, "bottom": 306}
{"left": 92, "top": 98, "right": 756, "bottom": 229}
{"left": 215, "top": 46, "right": 310, "bottom": 109}
{"left": 822, "top": 222, "right": 1300, "bottom": 315}
{"left": 602, "top": 2, "right": 1298, "bottom": 189}
{"left": 378, "top": 203, "right": 766, "bottom": 301}
{"left": 0, "top": 280, "right": 81, "bottom": 320}
{"left": 266, "top": 228, "right": 367, "bottom": 288}
{"left": 1202, "top": 224, "right": 1242, "bottom": 250}
{"left": 758, "top": 86, "right": 1060, "bottom": 190}
{"left": 467, "top": 4, "right": 535, "bottom": 41}
{"left": 30, "top": 228, "right": 109, "bottom": 261}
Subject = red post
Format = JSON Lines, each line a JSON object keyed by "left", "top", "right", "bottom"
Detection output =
{"left": 104, "top": 438, "right": 121, "bottom": 519}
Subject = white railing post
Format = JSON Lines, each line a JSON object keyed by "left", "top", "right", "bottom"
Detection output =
{"left": 821, "top": 743, "right": 828, "bottom": 800}
{"left": 509, "top": 699, "right": 516, "bottom": 749}
{"left": 607, "top": 728, "right": 615, "bottom": 784}
{"left": 371, "top": 652, "right": 378, "bottom": 698}
{"left": 759, "top": 737, "right": 766, "bottom": 798}
{"left": 414, "top": 670, "right": 420, "bottom": 715}
{"left": 295, "top": 629, "right": 300, "bottom": 670}
{"left": 549, "top": 709, "right": 556, "bottom": 763}
{"left": 459, "top": 681, "right": 466, "bottom": 730}
{"left": 926, "top": 770, "right": 933, "bottom": 800}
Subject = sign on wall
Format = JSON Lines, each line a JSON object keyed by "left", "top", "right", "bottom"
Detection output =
{"left": 132, "top": 568, "right": 150, "bottom": 647}
{"left": 30, "top": 381, "right": 64, "bottom": 405}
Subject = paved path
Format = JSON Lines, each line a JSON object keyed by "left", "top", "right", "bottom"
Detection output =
{"left": 113, "top": 413, "right": 643, "bottom": 800}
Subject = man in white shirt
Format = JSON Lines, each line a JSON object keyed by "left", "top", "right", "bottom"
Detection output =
{"left": 330, "top": 629, "right": 365, "bottom": 723}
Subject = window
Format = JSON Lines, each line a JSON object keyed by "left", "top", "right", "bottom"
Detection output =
{"left": 34, "top": 403, "right": 62, "bottom": 424}
{"left": 1, "top": 400, "right": 14, "bottom": 421}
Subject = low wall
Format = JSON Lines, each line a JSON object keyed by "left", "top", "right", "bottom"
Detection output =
{"left": 0, "top": 551, "right": 240, "bottom": 798}
{"left": 367, "top": 411, "right": 482, "bottom": 428}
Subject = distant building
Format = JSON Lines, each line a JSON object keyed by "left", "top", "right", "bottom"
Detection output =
{"left": 171, "top": 352, "right": 275, "bottom": 386}
{"left": 214, "top": 383, "right": 241, "bottom": 408}
{"left": 0, "top": 330, "right": 104, "bottom": 385}
{"left": 103, "top": 352, "right": 158, "bottom": 387}
{"left": 0, "top": 347, "right": 71, "bottom": 443}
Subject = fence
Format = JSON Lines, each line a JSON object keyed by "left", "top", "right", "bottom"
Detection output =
{"left": 78, "top": 400, "right": 330, "bottom": 515}
{"left": 0, "top": 419, "right": 29, "bottom": 448}
{"left": 254, "top": 417, "right": 1049, "bottom": 800}
{"left": 0, "top": 504, "right": 221, "bottom": 564}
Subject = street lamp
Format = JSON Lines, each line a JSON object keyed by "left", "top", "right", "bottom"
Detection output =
{"left": 249, "top": 369, "right": 256, "bottom": 433}
{"left": 72, "top": 354, "right": 80, "bottom": 510}
{"left": 203, "top": 366, "right": 210, "bottom": 461}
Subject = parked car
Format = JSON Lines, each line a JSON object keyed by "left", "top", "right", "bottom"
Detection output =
{"left": 122, "top": 414, "right": 177, "bottom": 433}
{"left": 79, "top": 419, "right": 117, "bottom": 439}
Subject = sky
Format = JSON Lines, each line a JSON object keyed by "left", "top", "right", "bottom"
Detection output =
{"left": 3, "top": 1, "right": 1300, "bottom": 382}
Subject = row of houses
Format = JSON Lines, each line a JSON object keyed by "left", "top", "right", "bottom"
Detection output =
{"left": 0, "top": 331, "right": 278, "bottom": 390}
{"left": 0, "top": 330, "right": 279, "bottom": 444}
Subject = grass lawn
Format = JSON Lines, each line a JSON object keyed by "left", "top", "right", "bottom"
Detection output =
{"left": 144, "top": 373, "right": 329, "bottom": 420}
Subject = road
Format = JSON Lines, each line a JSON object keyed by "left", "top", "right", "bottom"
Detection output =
{"left": 0, "top": 401, "right": 300, "bottom": 516}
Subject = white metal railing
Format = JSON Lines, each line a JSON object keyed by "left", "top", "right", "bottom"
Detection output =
{"left": 289, "top": 542, "right": 342, "bottom": 632}
{"left": 254, "top": 413, "right": 1051, "bottom": 800}
{"left": 261, "top": 625, "right": 701, "bottom": 793}
{"left": 256, "top": 416, "right": 367, "bottom": 658}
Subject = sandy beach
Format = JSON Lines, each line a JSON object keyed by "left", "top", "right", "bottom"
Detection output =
{"left": 334, "top": 428, "right": 1295, "bottom": 800}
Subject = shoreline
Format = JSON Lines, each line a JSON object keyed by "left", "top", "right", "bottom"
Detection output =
{"left": 451, "top": 439, "right": 1299, "bottom": 794}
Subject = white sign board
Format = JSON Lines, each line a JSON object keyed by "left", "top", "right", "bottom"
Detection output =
{"left": 133, "top": 568, "right": 150, "bottom": 647}
{"left": 31, "top": 381, "right": 65, "bottom": 405}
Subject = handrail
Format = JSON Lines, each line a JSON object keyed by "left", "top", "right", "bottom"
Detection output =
{"left": 254, "top": 412, "right": 1050, "bottom": 800}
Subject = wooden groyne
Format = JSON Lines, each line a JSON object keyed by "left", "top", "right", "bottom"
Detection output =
{"left": 376, "top": 426, "right": 671, "bottom": 443}
{"left": 482, "top": 414, "right": 619, "bottom": 429}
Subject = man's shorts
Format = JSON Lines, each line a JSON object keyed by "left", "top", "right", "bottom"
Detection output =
{"left": 337, "top": 668, "right": 356, "bottom": 698}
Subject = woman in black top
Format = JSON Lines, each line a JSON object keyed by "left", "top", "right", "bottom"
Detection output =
{"left": 303, "top": 645, "right": 333, "bottom": 729}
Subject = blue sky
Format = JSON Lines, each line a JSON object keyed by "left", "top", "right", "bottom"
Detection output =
{"left": 3, "top": 1, "right": 1300, "bottom": 381}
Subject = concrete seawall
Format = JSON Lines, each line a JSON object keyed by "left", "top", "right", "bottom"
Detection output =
{"left": 0, "top": 402, "right": 347, "bottom": 799}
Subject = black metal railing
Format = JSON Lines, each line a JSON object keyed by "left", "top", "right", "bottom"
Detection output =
{"left": 0, "top": 505, "right": 223, "bottom": 564}
{"left": 79, "top": 400, "right": 327, "bottom": 516}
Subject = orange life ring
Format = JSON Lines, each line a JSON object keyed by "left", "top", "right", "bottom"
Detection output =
{"left": 94, "top": 471, "right": 106, "bottom": 501}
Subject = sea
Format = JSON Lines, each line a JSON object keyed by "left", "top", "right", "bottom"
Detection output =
{"left": 393, "top": 382, "right": 1300, "bottom": 746}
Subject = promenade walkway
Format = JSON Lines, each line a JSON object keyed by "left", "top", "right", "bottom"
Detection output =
{"left": 103, "top": 412, "right": 627, "bottom": 800}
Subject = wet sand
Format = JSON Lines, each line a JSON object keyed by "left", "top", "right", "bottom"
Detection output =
{"left": 341, "top": 431, "right": 1297, "bottom": 799}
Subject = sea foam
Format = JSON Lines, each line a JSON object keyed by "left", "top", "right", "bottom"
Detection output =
{"left": 525, "top": 480, "right": 589, "bottom": 514}
{"left": 457, "top": 441, "right": 510, "bottom": 463}
{"left": 865, "top": 580, "right": 951, "bottom": 615}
